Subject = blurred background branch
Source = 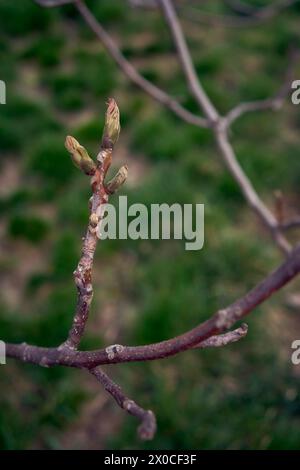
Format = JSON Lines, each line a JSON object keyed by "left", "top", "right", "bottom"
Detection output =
{"left": 38, "top": 0, "right": 293, "bottom": 252}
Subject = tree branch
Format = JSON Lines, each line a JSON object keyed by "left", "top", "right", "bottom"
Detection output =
{"left": 193, "top": 323, "right": 248, "bottom": 349}
{"left": 90, "top": 367, "right": 157, "bottom": 440}
{"left": 280, "top": 217, "right": 300, "bottom": 230}
{"left": 214, "top": 121, "right": 291, "bottom": 254}
{"left": 157, "top": 0, "right": 219, "bottom": 122}
{"left": 35, "top": 0, "right": 209, "bottom": 128}
{"left": 6, "top": 241, "right": 300, "bottom": 368}
{"left": 60, "top": 99, "right": 121, "bottom": 350}
{"left": 75, "top": 1, "right": 209, "bottom": 129}
{"left": 157, "top": 0, "right": 291, "bottom": 254}
{"left": 226, "top": 48, "right": 298, "bottom": 126}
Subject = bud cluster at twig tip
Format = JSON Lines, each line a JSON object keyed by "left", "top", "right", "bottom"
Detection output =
{"left": 65, "top": 135, "right": 96, "bottom": 175}
{"left": 102, "top": 98, "right": 120, "bottom": 149}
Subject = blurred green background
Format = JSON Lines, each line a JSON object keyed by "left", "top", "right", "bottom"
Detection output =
{"left": 1, "top": 0, "right": 300, "bottom": 449}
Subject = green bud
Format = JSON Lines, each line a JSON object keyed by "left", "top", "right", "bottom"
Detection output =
{"left": 102, "top": 98, "right": 120, "bottom": 148}
{"left": 80, "top": 155, "right": 97, "bottom": 175}
{"left": 105, "top": 165, "right": 128, "bottom": 194}
{"left": 65, "top": 135, "right": 82, "bottom": 169}
{"left": 65, "top": 135, "right": 96, "bottom": 175}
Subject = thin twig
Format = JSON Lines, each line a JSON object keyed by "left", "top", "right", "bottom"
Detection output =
{"left": 280, "top": 217, "right": 300, "bottom": 230}
{"left": 193, "top": 323, "right": 248, "bottom": 349}
{"left": 75, "top": 1, "right": 209, "bottom": 129}
{"left": 90, "top": 367, "right": 157, "bottom": 440}
{"left": 214, "top": 121, "right": 291, "bottom": 254}
{"left": 60, "top": 158, "right": 108, "bottom": 349}
{"left": 61, "top": 101, "right": 119, "bottom": 350}
{"left": 157, "top": 0, "right": 219, "bottom": 122}
{"left": 226, "top": 49, "right": 298, "bottom": 126}
{"left": 226, "top": 97, "right": 285, "bottom": 125}
{"left": 35, "top": 0, "right": 209, "bottom": 128}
